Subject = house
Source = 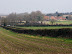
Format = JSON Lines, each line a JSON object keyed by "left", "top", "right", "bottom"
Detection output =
{"left": 44, "top": 16, "right": 49, "bottom": 21}
{"left": 44, "top": 16, "right": 66, "bottom": 21}
{"left": 57, "top": 16, "right": 66, "bottom": 20}
{"left": 0, "top": 16, "right": 7, "bottom": 18}
{"left": 50, "top": 16, "right": 57, "bottom": 20}
{"left": 63, "top": 15, "right": 72, "bottom": 20}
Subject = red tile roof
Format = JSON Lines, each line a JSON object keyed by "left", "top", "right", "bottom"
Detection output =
{"left": 44, "top": 16, "right": 49, "bottom": 20}
{"left": 44, "top": 16, "right": 66, "bottom": 20}
{"left": 50, "top": 16, "right": 56, "bottom": 20}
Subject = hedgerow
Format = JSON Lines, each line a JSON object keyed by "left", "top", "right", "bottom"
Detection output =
{"left": 2, "top": 27, "right": 72, "bottom": 39}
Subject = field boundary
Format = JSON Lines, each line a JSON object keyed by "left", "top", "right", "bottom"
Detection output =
{"left": 2, "top": 27, "right": 72, "bottom": 39}
{"left": 16, "top": 24, "right": 72, "bottom": 27}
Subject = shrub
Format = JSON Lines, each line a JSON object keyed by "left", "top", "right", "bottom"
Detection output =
{"left": 2, "top": 27, "right": 72, "bottom": 39}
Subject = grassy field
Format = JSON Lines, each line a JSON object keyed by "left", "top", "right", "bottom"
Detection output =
{"left": 55, "top": 20, "right": 72, "bottom": 24}
{"left": 17, "top": 26, "right": 72, "bottom": 30}
{"left": 43, "top": 20, "right": 72, "bottom": 25}
{"left": 0, "top": 27, "right": 72, "bottom": 54}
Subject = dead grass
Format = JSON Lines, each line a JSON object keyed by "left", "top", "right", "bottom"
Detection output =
{"left": 0, "top": 27, "right": 72, "bottom": 54}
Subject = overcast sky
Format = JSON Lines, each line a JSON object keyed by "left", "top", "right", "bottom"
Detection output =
{"left": 0, "top": 0, "right": 72, "bottom": 14}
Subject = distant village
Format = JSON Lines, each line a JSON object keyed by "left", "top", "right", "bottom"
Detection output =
{"left": 44, "top": 12, "right": 72, "bottom": 21}
{"left": 0, "top": 11, "right": 72, "bottom": 26}
{"left": 1, "top": 11, "right": 72, "bottom": 21}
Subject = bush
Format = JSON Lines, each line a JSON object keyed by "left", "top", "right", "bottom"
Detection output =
{"left": 2, "top": 27, "right": 72, "bottom": 39}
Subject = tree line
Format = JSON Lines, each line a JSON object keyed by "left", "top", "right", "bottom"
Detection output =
{"left": 0, "top": 11, "right": 45, "bottom": 26}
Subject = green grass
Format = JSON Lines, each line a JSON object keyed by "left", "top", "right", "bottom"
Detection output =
{"left": 16, "top": 20, "right": 72, "bottom": 30}
{"left": 43, "top": 20, "right": 72, "bottom": 25}
{"left": 17, "top": 26, "right": 72, "bottom": 30}
{"left": 0, "top": 27, "right": 72, "bottom": 54}
{"left": 55, "top": 20, "right": 72, "bottom": 24}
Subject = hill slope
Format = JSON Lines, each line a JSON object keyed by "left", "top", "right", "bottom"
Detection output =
{"left": 0, "top": 27, "right": 72, "bottom": 54}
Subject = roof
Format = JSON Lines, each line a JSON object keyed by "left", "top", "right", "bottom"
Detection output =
{"left": 44, "top": 16, "right": 49, "bottom": 19}
{"left": 44, "top": 16, "right": 66, "bottom": 20}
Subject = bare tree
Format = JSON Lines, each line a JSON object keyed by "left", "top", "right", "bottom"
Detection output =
{"left": 0, "top": 11, "right": 45, "bottom": 26}
{"left": 7, "top": 13, "right": 17, "bottom": 26}
{"left": 50, "top": 19, "right": 56, "bottom": 25}
{"left": 36, "top": 11, "right": 44, "bottom": 21}
{"left": 1, "top": 17, "right": 8, "bottom": 26}
{"left": 30, "top": 11, "right": 44, "bottom": 21}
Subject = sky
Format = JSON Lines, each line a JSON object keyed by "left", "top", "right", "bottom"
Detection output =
{"left": 0, "top": 0, "right": 72, "bottom": 14}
